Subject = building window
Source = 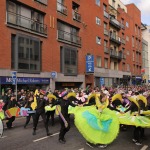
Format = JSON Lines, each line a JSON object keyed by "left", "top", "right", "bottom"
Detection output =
{"left": 126, "top": 22, "right": 129, "bottom": 28}
{"left": 104, "top": 58, "right": 108, "bottom": 68}
{"left": 127, "top": 64, "right": 130, "bottom": 72}
{"left": 57, "top": 21, "right": 81, "bottom": 46}
{"left": 96, "top": 17, "right": 101, "bottom": 25}
{"left": 34, "top": 0, "right": 48, "bottom": 5}
{"left": 7, "top": 1, "right": 47, "bottom": 35}
{"left": 11, "top": 34, "right": 41, "bottom": 73}
{"left": 126, "top": 36, "right": 129, "bottom": 41}
{"left": 112, "top": 0, "right": 115, "bottom": 8}
{"left": 96, "top": 36, "right": 101, "bottom": 45}
{"left": 96, "top": 56, "right": 101, "bottom": 67}
{"left": 60, "top": 46, "right": 78, "bottom": 75}
{"left": 132, "top": 36, "right": 134, "bottom": 47}
{"left": 96, "top": 0, "right": 100, "bottom": 6}
{"left": 133, "top": 51, "right": 135, "bottom": 61}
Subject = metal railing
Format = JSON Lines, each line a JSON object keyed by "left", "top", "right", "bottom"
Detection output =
{"left": 57, "top": 30, "right": 81, "bottom": 45}
{"left": 104, "top": 29, "right": 109, "bottom": 36}
{"left": 57, "top": 2, "right": 67, "bottom": 15}
{"left": 104, "top": 10, "right": 109, "bottom": 18}
{"left": 110, "top": 50, "right": 122, "bottom": 60}
{"left": 35, "top": 0, "right": 47, "bottom": 5}
{"left": 110, "top": 35, "right": 121, "bottom": 44}
{"left": 7, "top": 11, "right": 47, "bottom": 35}
{"left": 73, "top": 11, "right": 81, "bottom": 22}
{"left": 110, "top": 18, "right": 121, "bottom": 29}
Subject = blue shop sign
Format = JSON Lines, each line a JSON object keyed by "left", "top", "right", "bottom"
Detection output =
{"left": 0, "top": 77, "right": 50, "bottom": 84}
{"left": 100, "top": 78, "right": 104, "bottom": 86}
{"left": 86, "top": 55, "right": 94, "bottom": 73}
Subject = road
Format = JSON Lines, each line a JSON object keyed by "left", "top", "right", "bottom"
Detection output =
{"left": 0, "top": 115, "right": 149, "bottom": 150}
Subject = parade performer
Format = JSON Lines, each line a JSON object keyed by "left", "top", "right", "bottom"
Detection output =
{"left": 3, "top": 94, "right": 21, "bottom": 129}
{"left": 51, "top": 91, "right": 78, "bottom": 144}
{"left": 32, "top": 90, "right": 50, "bottom": 136}
{"left": 23, "top": 95, "right": 35, "bottom": 128}
{"left": 120, "top": 92, "right": 150, "bottom": 146}
{"left": 45, "top": 94, "right": 56, "bottom": 126}
{"left": 73, "top": 92, "right": 120, "bottom": 148}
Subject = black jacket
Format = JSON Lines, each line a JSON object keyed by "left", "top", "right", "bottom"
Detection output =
{"left": 35, "top": 96, "right": 48, "bottom": 114}
{"left": 3, "top": 99, "right": 21, "bottom": 111}
{"left": 52, "top": 98, "right": 77, "bottom": 117}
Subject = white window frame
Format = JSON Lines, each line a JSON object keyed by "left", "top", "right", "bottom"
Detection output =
{"left": 96, "top": 17, "right": 101, "bottom": 25}
{"left": 96, "top": 36, "right": 101, "bottom": 45}
{"left": 96, "top": 0, "right": 100, "bottom": 6}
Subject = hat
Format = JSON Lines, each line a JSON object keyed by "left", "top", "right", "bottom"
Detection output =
{"left": 61, "top": 91, "right": 68, "bottom": 98}
{"left": 39, "top": 90, "right": 46, "bottom": 95}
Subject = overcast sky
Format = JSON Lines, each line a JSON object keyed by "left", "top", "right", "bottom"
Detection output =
{"left": 120, "top": 0, "right": 150, "bottom": 25}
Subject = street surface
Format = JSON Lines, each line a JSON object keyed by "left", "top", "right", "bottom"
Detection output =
{"left": 0, "top": 115, "right": 149, "bottom": 150}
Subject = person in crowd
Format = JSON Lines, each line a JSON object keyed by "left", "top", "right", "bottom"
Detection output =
{"left": 32, "top": 90, "right": 50, "bottom": 136}
{"left": 3, "top": 94, "right": 21, "bottom": 129}
{"left": 51, "top": 90, "right": 78, "bottom": 144}
{"left": 24, "top": 95, "right": 35, "bottom": 128}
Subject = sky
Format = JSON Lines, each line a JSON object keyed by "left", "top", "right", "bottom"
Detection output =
{"left": 120, "top": 0, "right": 150, "bottom": 25}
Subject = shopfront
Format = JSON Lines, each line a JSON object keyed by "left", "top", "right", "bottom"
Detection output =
{"left": 0, "top": 76, "right": 50, "bottom": 93}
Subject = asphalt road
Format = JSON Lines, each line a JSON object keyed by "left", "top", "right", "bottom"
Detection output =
{"left": 0, "top": 115, "right": 149, "bottom": 150}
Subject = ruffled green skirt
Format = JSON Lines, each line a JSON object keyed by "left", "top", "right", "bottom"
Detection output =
{"left": 72, "top": 106, "right": 119, "bottom": 144}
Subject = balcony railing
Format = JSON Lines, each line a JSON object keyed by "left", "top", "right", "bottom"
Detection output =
{"left": 57, "top": 2, "right": 67, "bottom": 15}
{"left": 57, "top": 29, "right": 81, "bottom": 46}
{"left": 110, "top": 50, "right": 122, "bottom": 60}
{"left": 110, "top": 35, "right": 121, "bottom": 45}
{"left": 73, "top": 11, "right": 81, "bottom": 22}
{"left": 121, "top": 38, "right": 126, "bottom": 45}
{"left": 104, "top": 10, "right": 109, "bottom": 19}
{"left": 7, "top": 11, "right": 47, "bottom": 35}
{"left": 104, "top": 29, "right": 109, "bottom": 36}
{"left": 110, "top": 18, "right": 121, "bottom": 30}
{"left": 104, "top": 47, "right": 109, "bottom": 54}
{"left": 35, "top": 0, "right": 47, "bottom": 5}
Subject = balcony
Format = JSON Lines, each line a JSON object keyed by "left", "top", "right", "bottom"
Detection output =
{"left": 110, "top": 50, "right": 122, "bottom": 60}
{"left": 121, "top": 38, "right": 126, "bottom": 45}
{"left": 7, "top": 11, "right": 47, "bottom": 35}
{"left": 109, "top": 18, "right": 121, "bottom": 30}
{"left": 110, "top": 35, "right": 121, "bottom": 45}
{"left": 57, "top": 2, "right": 67, "bottom": 15}
{"left": 57, "top": 30, "right": 81, "bottom": 46}
{"left": 104, "top": 10, "right": 109, "bottom": 19}
{"left": 104, "top": 47, "right": 109, "bottom": 54}
{"left": 73, "top": 11, "right": 81, "bottom": 22}
{"left": 104, "top": 29, "right": 109, "bottom": 36}
{"left": 35, "top": 0, "right": 47, "bottom": 5}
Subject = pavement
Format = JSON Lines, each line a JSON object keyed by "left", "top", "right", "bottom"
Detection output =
{"left": 0, "top": 115, "right": 149, "bottom": 150}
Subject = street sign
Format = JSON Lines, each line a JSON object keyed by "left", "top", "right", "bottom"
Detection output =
{"left": 51, "top": 71, "right": 57, "bottom": 79}
{"left": 100, "top": 78, "right": 104, "bottom": 86}
{"left": 86, "top": 55, "right": 94, "bottom": 73}
{"left": 11, "top": 71, "right": 17, "bottom": 85}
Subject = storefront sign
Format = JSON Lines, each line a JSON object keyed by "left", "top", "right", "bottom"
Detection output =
{"left": 0, "top": 77, "right": 50, "bottom": 84}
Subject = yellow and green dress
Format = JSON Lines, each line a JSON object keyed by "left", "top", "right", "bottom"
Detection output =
{"left": 71, "top": 93, "right": 120, "bottom": 145}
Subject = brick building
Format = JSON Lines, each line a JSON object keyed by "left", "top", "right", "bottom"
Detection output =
{"left": 0, "top": 0, "right": 142, "bottom": 91}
